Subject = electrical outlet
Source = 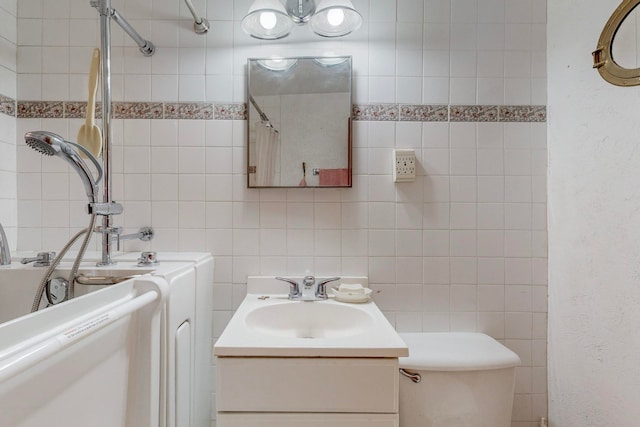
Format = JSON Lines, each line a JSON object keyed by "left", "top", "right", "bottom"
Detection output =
{"left": 393, "top": 149, "right": 416, "bottom": 182}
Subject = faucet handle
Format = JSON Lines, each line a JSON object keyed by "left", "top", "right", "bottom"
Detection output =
{"left": 316, "top": 277, "right": 341, "bottom": 299}
{"left": 21, "top": 251, "right": 56, "bottom": 267}
{"left": 275, "top": 277, "right": 301, "bottom": 299}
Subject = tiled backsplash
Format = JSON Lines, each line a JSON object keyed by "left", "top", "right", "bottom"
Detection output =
{"left": 9, "top": 0, "right": 548, "bottom": 425}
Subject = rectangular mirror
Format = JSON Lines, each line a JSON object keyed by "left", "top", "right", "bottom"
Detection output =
{"left": 247, "top": 56, "right": 353, "bottom": 188}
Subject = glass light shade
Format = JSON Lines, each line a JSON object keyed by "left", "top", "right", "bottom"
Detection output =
{"left": 310, "top": 0, "right": 362, "bottom": 37}
{"left": 241, "top": 0, "right": 294, "bottom": 40}
{"left": 313, "top": 56, "right": 350, "bottom": 67}
{"left": 257, "top": 58, "right": 299, "bottom": 71}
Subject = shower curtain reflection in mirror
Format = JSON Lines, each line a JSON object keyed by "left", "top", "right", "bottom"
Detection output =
{"left": 255, "top": 122, "right": 279, "bottom": 187}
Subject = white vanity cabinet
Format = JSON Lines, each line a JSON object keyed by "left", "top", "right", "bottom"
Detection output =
{"left": 216, "top": 357, "right": 399, "bottom": 426}
{"left": 214, "top": 277, "right": 407, "bottom": 427}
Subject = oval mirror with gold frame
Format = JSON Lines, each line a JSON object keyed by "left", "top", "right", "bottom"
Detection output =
{"left": 593, "top": 0, "right": 640, "bottom": 86}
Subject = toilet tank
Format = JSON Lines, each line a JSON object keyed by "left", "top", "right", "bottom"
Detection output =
{"left": 398, "top": 333, "right": 521, "bottom": 427}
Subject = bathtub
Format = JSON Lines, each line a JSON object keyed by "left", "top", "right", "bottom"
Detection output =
{"left": 0, "top": 252, "right": 214, "bottom": 427}
{"left": 0, "top": 263, "right": 154, "bottom": 324}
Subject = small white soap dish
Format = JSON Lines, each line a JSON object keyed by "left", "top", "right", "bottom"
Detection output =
{"left": 331, "top": 284, "right": 372, "bottom": 303}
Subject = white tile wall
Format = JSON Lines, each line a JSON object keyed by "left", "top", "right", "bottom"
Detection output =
{"left": 10, "top": 0, "right": 548, "bottom": 425}
{"left": 0, "top": 0, "right": 17, "bottom": 249}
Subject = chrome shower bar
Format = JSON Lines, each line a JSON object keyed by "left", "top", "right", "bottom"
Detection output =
{"left": 90, "top": 0, "right": 155, "bottom": 57}
{"left": 184, "top": 0, "right": 210, "bottom": 34}
{"left": 91, "top": 0, "right": 156, "bottom": 266}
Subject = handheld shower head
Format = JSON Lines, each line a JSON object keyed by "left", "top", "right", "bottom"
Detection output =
{"left": 25, "top": 130, "right": 65, "bottom": 156}
{"left": 25, "top": 131, "right": 103, "bottom": 204}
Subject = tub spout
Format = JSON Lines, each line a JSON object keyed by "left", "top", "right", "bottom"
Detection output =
{"left": 117, "top": 226, "right": 154, "bottom": 248}
{"left": 99, "top": 226, "right": 154, "bottom": 251}
{"left": 0, "top": 223, "right": 11, "bottom": 265}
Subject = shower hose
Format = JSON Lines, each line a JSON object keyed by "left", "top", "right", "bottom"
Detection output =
{"left": 30, "top": 212, "right": 98, "bottom": 312}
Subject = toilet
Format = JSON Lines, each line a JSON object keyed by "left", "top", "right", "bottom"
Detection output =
{"left": 398, "top": 332, "right": 521, "bottom": 427}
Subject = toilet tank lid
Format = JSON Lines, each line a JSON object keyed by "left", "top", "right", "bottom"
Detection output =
{"left": 398, "top": 333, "right": 521, "bottom": 371}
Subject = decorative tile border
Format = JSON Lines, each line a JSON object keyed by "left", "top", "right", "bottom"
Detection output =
{"left": 0, "top": 94, "right": 16, "bottom": 117}
{"left": 400, "top": 104, "right": 449, "bottom": 122}
{"left": 450, "top": 105, "right": 499, "bottom": 122}
{"left": 352, "top": 104, "right": 399, "bottom": 121}
{"left": 64, "top": 101, "right": 91, "bottom": 119}
{"left": 17, "top": 101, "right": 64, "bottom": 118}
{"left": 2, "top": 95, "right": 546, "bottom": 123}
{"left": 165, "top": 103, "right": 214, "bottom": 120}
{"left": 112, "top": 102, "right": 163, "bottom": 119}
{"left": 400, "top": 104, "right": 548, "bottom": 123}
{"left": 215, "top": 103, "right": 247, "bottom": 120}
{"left": 353, "top": 104, "right": 545, "bottom": 123}
{"left": 500, "top": 105, "right": 547, "bottom": 122}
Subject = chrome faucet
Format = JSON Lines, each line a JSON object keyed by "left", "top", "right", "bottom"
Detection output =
{"left": 21, "top": 251, "right": 56, "bottom": 267}
{"left": 0, "top": 222, "right": 10, "bottom": 265}
{"left": 275, "top": 276, "right": 340, "bottom": 301}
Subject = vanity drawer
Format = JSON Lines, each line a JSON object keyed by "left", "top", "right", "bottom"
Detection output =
{"left": 217, "top": 413, "right": 398, "bottom": 427}
{"left": 216, "top": 357, "right": 399, "bottom": 413}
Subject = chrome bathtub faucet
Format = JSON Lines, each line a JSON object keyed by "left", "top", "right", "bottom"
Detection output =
{"left": 0, "top": 222, "right": 10, "bottom": 265}
{"left": 21, "top": 251, "right": 56, "bottom": 267}
{"left": 275, "top": 276, "right": 340, "bottom": 301}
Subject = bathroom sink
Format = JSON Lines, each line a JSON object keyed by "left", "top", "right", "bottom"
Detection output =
{"left": 214, "top": 276, "right": 409, "bottom": 358}
{"left": 245, "top": 301, "right": 374, "bottom": 339}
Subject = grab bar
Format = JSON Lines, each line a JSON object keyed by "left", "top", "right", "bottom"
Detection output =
{"left": 0, "top": 279, "right": 163, "bottom": 383}
{"left": 75, "top": 273, "right": 143, "bottom": 286}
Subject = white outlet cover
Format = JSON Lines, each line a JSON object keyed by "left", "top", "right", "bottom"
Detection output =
{"left": 393, "top": 149, "right": 416, "bottom": 182}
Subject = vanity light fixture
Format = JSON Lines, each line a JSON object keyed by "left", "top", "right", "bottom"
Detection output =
{"left": 241, "top": 0, "right": 362, "bottom": 40}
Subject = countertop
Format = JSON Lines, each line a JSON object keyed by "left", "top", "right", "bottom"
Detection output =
{"left": 214, "top": 277, "right": 408, "bottom": 358}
